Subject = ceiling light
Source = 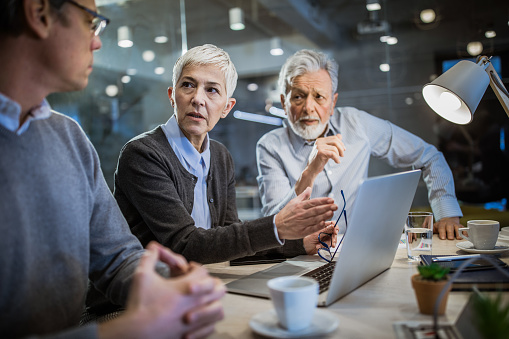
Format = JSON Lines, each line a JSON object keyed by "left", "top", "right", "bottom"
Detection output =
{"left": 420, "top": 9, "right": 436, "bottom": 23}
{"left": 105, "top": 84, "right": 119, "bottom": 97}
{"left": 467, "top": 41, "right": 483, "bottom": 56}
{"left": 366, "top": 0, "right": 381, "bottom": 11}
{"left": 379, "top": 63, "right": 390, "bottom": 72}
{"left": 422, "top": 56, "right": 509, "bottom": 124}
{"left": 380, "top": 35, "right": 389, "bottom": 42}
{"left": 386, "top": 36, "right": 398, "bottom": 45}
{"left": 154, "top": 67, "right": 165, "bottom": 75}
{"left": 247, "top": 83, "right": 259, "bottom": 91}
{"left": 233, "top": 110, "right": 283, "bottom": 126}
{"left": 485, "top": 30, "right": 496, "bottom": 38}
{"left": 269, "top": 106, "right": 286, "bottom": 118}
{"left": 117, "top": 26, "right": 133, "bottom": 48}
{"left": 229, "top": 7, "right": 245, "bottom": 31}
{"left": 270, "top": 37, "right": 284, "bottom": 56}
{"left": 126, "top": 68, "right": 137, "bottom": 76}
{"left": 142, "top": 50, "right": 155, "bottom": 62}
{"left": 154, "top": 35, "right": 168, "bottom": 43}
{"left": 121, "top": 75, "right": 131, "bottom": 84}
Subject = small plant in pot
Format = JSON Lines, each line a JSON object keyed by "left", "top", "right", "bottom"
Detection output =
{"left": 411, "top": 263, "right": 451, "bottom": 315}
{"left": 472, "top": 292, "right": 509, "bottom": 339}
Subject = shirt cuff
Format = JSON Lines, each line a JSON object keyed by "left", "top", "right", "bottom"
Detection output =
{"left": 273, "top": 215, "right": 285, "bottom": 245}
{"left": 430, "top": 198, "right": 463, "bottom": 222}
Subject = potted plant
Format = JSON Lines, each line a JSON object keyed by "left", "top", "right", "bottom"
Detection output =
{"left": 411, "top": 263, "right": 451, "bottom": 315}
{"left": 472, "top": 292, "right": 509, "bottom": 339}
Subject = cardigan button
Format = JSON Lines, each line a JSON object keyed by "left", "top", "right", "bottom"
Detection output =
{"left": 209, "top": 198, "right": 214, "bottom": 203}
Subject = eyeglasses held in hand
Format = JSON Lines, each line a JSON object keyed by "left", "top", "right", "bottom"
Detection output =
{"left": 66, "top": 0, "right": 110, "bottom": 36}
{"left": 317, "top": 190, "right": 347, "bottom": 263}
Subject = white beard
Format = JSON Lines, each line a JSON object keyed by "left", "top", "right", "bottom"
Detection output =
{"left": 287, "top": 117, "right": 328, "bottom": 140}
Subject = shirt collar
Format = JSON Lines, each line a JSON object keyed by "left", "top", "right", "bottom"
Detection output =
{"left": 0, "top": 92, "right": 52, "bottom": 135}
{"left": 162, "top": 115, "right": 211, "bottom": 171}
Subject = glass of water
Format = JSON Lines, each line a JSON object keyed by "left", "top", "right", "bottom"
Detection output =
{"left": 405, "top": 212, "right": 433, "bottom": 260}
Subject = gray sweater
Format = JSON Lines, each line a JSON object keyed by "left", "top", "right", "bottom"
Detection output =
{"left": 0, "top": 111, "right": 144, "bottom": 338}
{"left": 114, "top": 126, "right": 304, "bottom": 264}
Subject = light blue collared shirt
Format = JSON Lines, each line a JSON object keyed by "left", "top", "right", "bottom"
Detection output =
{"left": 0, "top": 93, "right": 52, "bottom": 135}
{"left": 161, "top": 116, "right": 212, "bottom": 229}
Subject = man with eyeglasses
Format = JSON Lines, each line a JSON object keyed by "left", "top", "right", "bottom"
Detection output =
{"left": 257, "top": 49, "right": 464, "bottom": 241}
{"left": 0, "top": 1, "right": 225, "bottom": 338}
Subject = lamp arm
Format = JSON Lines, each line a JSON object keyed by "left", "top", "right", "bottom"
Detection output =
{"left": 486, "top": 63, "right": 509, "bottom": 119}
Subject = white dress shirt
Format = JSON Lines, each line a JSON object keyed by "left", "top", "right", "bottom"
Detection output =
{"left": 256, "top": 106, "right": 463, "bottom": 232}
{"left": 161, "top": 115, "right": 212, "bottom": 229}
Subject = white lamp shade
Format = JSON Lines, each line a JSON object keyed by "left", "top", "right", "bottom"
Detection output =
{"left": 423, "top": 60, "right": 490, "bottom": 124}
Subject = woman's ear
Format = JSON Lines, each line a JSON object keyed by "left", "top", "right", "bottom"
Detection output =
{"left": 23, "top": 0, "right": 53, "bottom": 39}
{"left": 221, "top": 98, "right": 236, "bottom": 118}
{"left": 167, "top": 87, "right": 175, "bottom": 107}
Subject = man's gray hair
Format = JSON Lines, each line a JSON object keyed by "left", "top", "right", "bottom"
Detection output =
{"left": 278, "top": 49, "right": 339, "bottom": 96}
{"left": 172, "top": 44, "right": 238, "bottom": 99}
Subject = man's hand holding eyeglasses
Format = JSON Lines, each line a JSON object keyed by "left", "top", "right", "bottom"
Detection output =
{"left": 98, "top": 242, "right": 226, "bottom": 339}
{"left": 275, "top": 187, "right": 337, "bottom": 240}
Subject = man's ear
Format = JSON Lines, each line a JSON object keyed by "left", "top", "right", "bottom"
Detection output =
{"left": 280, "top": 94, "right": 287, "bottom": 115}
{"left": 331, "top": 92, "right": 338, "bottom": 116}
{"left": 221, "top": 98, "right": 236, "bottom": 118}
{"left": 23, "top": 0, "right": 54, "bottom": 39}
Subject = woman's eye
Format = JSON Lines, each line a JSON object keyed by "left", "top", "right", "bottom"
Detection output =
{"left": 182, "top": 82, "right": 194, "bottom": 88}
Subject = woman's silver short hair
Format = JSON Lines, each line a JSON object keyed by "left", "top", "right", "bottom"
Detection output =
{"left": 172, "top": 44, "right": 238, "bottom": 99}
{"left": 278, "top": 49, "right": 338, "bottom": 96}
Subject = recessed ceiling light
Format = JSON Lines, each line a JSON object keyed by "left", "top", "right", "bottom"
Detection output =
{"left": 466, "top": 41, "right": 483, "bottom": 56}
{"left": 105, "top": 84, "right": 119, "bottom": 97}
{"left": 485, "top": 30, "right": 496, "bottom": 38}
{"left": 366, "top": 0, "right": 381, "bottom": 11}
{"left": 379, "top": 63, "right": 390, "bottom": 72}
{"left": 142, "top": 50, "right": 155, "bottom": 62}
{"left": 386, "top": 37, "right": 398, "bottom": 45}
{"left": 380, "top": 35, "right": 389, "bottom": 42}
{"left": 247, "top": 83, "right": 259, "bottom": 91}
{"left": 154, "top": 67, "right": 165, "bottom": 75}
{"left": 154, "top": 36, "right": 168, "bottom": 43}
{"left": 126, "top": 68, "right": 137, "bottom": 76}
{"left": 420, "top": 9, "right": 436, "bottom": 23}
{"left": 121, "top": 75, "right": 131, "bottom": 84}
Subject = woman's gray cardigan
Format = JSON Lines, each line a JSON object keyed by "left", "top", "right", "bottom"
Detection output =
{"left": 114, "top": 126, "right": 304, "bottom": 264}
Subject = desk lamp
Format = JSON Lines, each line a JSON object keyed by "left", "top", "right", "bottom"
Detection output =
{"left": 423, "top": 56, "right": 509, "bottom": 124}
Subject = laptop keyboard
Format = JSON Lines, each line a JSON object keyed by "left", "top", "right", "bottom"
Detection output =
{"left": 302, "top": 261, "right": 337, "bottom": 293}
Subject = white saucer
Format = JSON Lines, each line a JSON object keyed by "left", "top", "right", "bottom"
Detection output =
{"left": 456, "top": 241, "right": 509, "bottom": 254}
{"left": 249, "top": 309, "right": 339, "bottom": 338}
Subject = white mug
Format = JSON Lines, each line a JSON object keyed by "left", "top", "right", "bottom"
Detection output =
{"left": 459, "top": 220, "right": 499, "bottom": 250}
{"left": 267, "top": 276, "right": 318, "bottom": 331}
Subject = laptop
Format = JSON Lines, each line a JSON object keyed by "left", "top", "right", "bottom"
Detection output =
{"left": 226, "top": 169, "right": 421, "bottom": 306}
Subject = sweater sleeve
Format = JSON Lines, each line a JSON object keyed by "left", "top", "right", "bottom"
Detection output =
{"left": 86, "top": 139, "right": 144, "bottom": 306}
{"left": 115, "top": 137, "right": 283, "bottom": 264}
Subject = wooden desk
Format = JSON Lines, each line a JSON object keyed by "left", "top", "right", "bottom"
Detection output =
{"left": 206, "top": 235, "right": 509, "bottom": 338}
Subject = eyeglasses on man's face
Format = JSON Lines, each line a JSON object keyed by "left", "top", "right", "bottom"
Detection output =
{"left": 317, "top": 190, "right": 348, "bottom": 263}
{"left": 65, "top": 0, "right": 110, "bottom": 36}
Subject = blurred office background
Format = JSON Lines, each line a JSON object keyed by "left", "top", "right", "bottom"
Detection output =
{"left": 48, "top": 0, "right": 509, "bottom": 221}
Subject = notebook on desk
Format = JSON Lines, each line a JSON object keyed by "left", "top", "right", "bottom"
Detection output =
{"left": 226, "top": 169, "right": 421, "bottom": 306}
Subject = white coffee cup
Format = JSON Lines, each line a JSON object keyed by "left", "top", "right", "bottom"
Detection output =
{"left": 267, "top": 276, "right": 319, "bottom": 331}
{"left": 459, "top": 220, "right": 500, "bottom": 250}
